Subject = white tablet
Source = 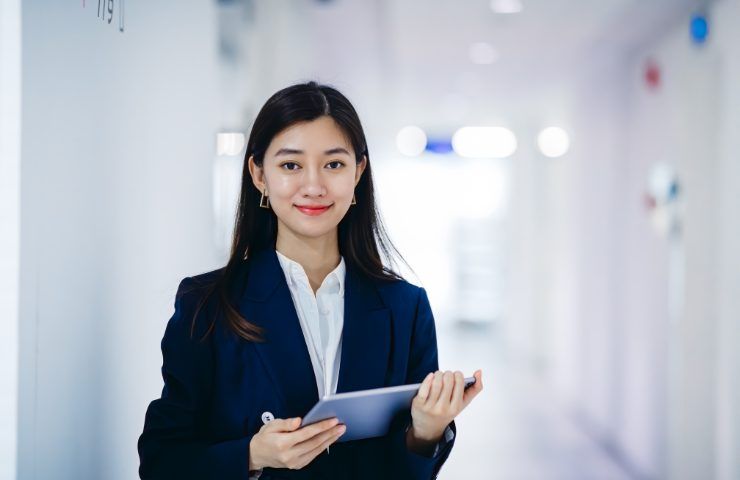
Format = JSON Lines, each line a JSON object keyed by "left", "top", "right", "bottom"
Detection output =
{"left": 300, "top": 376, "right": 476, "bottom": 442}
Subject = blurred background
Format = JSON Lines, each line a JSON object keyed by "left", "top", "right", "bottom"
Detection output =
{"left": 1, "top": 0, "right": 739, "bottom": 478}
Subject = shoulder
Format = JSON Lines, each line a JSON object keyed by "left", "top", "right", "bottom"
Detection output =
{"left": 373, "top": 276, "right": 428, "bottom": 311}
{"left": 176, "top": 267, "right": 226, "bottom": 299}
{"left": 183, "top": 266, "right": 226, "bottom": 288}
{"left": 375, "top": 276, "right": 422, "bottom": 296}
{"left": 372, "top": 277, "right": 437, "bottom": 341}
{"left": 170, "top": 267, "right": 227, "bottom": 332}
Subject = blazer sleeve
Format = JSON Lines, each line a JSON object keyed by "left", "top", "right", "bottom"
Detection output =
{"left": 386, "top": 286, "right": 457, "bottom": 480}
{"left": 137, "top": 277, "right": 254, "bottom": 480}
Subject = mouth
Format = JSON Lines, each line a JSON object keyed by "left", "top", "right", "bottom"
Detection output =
{"left": 294, "top": 204, "right": 333, "bottom": 216}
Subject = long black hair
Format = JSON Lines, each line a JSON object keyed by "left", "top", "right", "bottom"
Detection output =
{"left": 189, "top": 81, "right": 410, "bottom": 343}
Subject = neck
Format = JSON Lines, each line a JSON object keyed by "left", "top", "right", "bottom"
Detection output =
{"left": 275, "top": 225, "right": 341, "bottom": 283}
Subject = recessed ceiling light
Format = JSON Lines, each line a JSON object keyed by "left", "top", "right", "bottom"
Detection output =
{"left": 452, "top": 126, "right": 517, "bottom": 158}
{"left": 537, "top": 127, "right": 570, "bottom": 158}
{"left": 490, "top": 0, "right": 523, "bottom": 14}
{"left": 216, "top": 132, "right": 245, "bottom": 156}
{"left": 396, "top": 126, "right": 428, "bottom": 156}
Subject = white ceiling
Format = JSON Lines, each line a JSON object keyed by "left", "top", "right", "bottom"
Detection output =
{"left": 220, "top": 0, "right": 701, "bottom": 132}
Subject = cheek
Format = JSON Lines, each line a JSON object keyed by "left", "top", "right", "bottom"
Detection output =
{"left": 331, "top": 175, "right": 357, "bottom": 198}
{"left": 267, "top": 180, "right": 302, "bottom": 210}
{"left": 265, "top": 182, "right": 297, "bottom": 218}
{"left": 269, "top": 176, "right": 297, "bottom": 196}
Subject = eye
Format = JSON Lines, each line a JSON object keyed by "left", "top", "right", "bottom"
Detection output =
{"left": 327, "top": 161, "right": 345, "bottom": 169}
{"left": 280, "top": 162, "right": 300, "bottom": 171}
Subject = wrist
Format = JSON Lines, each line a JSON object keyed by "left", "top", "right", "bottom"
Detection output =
{"left": 248, "top": 436, "right": 262, "bottom": 471}
{"left": 408, "top": 423, "right": 443, "bottom": 443}
{"left": 405, "top": 425, "right": 442, "bottom": 457}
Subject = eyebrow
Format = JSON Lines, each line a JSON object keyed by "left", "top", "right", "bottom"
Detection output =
{"left": 274, "top": 147, "right": 351, "bottom": 157}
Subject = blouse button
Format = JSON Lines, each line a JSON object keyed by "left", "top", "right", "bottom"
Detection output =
{"left": 261, "top": 411, "right": 274, "bottom": 424}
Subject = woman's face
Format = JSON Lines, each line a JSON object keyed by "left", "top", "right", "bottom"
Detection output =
{"left": 248, "top": 115, "right": 367, "bottom": 242}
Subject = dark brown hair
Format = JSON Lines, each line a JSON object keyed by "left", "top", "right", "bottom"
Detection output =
{"left": 190, "top": 81, "right": 410, "bottom": 343}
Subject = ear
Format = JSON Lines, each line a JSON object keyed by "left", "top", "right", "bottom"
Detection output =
{"left": 247, "top": 155, "right": 267, "bottom": 193}
{"left": 355, "top": 154, "right": 367, "bottom": 186}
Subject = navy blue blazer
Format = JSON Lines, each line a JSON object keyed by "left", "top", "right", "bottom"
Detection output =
{"left": 138, "top": 248, "right": 456, "bottom": 479}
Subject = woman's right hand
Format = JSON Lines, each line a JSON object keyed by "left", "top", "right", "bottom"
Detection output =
{"left": 248, "top": 417, "right": 346, "bottom": 471}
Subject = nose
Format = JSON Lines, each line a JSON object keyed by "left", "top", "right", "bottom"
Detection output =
{"left": 301, "top": 165, "right": 327, "bottom": 197}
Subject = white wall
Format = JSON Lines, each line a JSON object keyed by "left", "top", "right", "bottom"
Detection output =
{"left": 618, "top": 3, "right": 740, "bottom": 478}
{"left": 537, "top": 1, "right": 740, "bottom": 479}
{"left": 1, "top": 0, "right": 21, "bottom": 478}
{"left": 18, "top": 2, "right": 220, "bottom": 478}
{"left": 713, "top": 3, "right": 740, "bottom": 478}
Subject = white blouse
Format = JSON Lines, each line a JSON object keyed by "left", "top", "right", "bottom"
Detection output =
{"left": 275, "top": 249, "right": 346, "bottom": 400}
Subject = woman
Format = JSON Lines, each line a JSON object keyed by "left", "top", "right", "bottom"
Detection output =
{"left": 137, "top": 81, "right": 483, "bottom": 479}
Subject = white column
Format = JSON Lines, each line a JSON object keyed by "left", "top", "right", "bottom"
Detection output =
{"left": 0, "top": 0, "right": 21, "bottom": 478}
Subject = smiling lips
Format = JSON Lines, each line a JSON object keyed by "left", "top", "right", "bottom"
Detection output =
{"left": 295, "top": 204, "right": 332, "bottom": 216}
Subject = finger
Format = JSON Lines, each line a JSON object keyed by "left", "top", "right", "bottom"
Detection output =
{"left": 294, "top": 422, "right": 346, "bottom": 456}
{"left": 462, "top": 369, "right": 484, "bottom": 407}
{"left": 416, "top": 372, "right": 433, "bottom": 402}
{"left": 295, "top": 423, "right": 346, "bottom": 467}
{"left": 435, "top": 371, "right": 455, "bottom": 408}
{"left": 450, "top": 371, "right": 464, "bottom": 410}
{"left": 267, "top": 417, "right": 302, "bottom": 432}
{"left": 287, "top": 417, "right": 339, "bottom": 445}
{"left": 427, "top": 371, "right": 444, "bottom": 406}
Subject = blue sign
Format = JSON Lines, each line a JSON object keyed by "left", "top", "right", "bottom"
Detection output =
{"left": 690, "top": 14, "right": 708, "bottom": 44}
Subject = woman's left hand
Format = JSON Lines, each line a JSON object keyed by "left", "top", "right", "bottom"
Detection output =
{"left": 408, "top": 369, "right": 484, "bottom": 445}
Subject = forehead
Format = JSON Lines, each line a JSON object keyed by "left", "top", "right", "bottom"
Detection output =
{"left": 266, "top": 116, "right": 353, "bottom": 154}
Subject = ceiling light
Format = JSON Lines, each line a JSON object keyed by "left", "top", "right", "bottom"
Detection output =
{"left": 217, "top": 133, "right": 245, "bottom": 156}
{"left": 537, "top": 127, "right": 570, "bottom": 158}
{"left": 452, "top": 126, "right": 517, "bottom": 158}
{"left": 490, "top": 0, "right": 523, "bottom": 14}
{"left": 396, "top": 126, "right": 427, "bottom": 156}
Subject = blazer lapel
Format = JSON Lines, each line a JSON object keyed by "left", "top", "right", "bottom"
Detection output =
{"left": 237, "top": 248, "right": 319, "bottom": 417}
{"left": 235, "top": 248, "right": 392, "bottom": 417}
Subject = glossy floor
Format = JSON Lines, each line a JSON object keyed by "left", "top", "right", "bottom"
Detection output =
{"left": 436, "top": 322, "right": 633, "bottom": 480}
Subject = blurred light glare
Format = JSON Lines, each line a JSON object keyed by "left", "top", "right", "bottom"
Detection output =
{"left": 490, "top": 0, "right": 523, "bottom": 14}
{"left": 469, "top": 42, "right": 499, "bottom": 65}
{"left": 452, "top": 126, "right": 517, "bottom": 158}
{"left": 537, "top": 127, "right": 570, "bottom": 157}
{"left": 396, "top": 126, "right": 428, "bottom": 156}
{"left": 217, "top": 132, "right": 245, "bottom": 156}
{"left": 425, "top": 139, "right": 454, "bottom": 154}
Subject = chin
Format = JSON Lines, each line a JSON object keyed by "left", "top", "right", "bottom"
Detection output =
{"left": 294, "top": 229, "right": 337, "bottom": 240}
{"left": 288, "top": 221, "right": 339, "bottom": 239}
